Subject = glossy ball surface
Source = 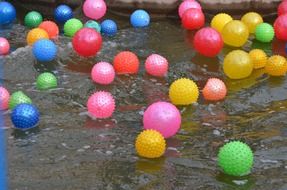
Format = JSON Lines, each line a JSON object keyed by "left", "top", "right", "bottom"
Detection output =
{"left": 145, "top": 54, "right": 168, "bottom": 77}
{"left": 113, "top": 51, "right": 140, "bottom": 74}
{"left": 8, "top": 91, "right": 32, "bottom": 110}
{"left": 182, "top": 8, "right": 204, "bottom": 30}
{"left": 178, "top": 0, "right": 202, "bottom": 18}
{"left": 24, "top": 11, "right": 43, "bottom": 28}
{"left": 39, "top": 21, "right": 59, "bottom": 39}
{"left": 0, "top": 2, "right": 16, "bottom": 25}
{"left": 83, "top": 0, "right": 107, "bottom": 20}
{"left": 211, "top": 13, "right": 232, "bottom": 33}
{"left": 0, "top": 87, "right": 10, "bottom": 110}
{"left": 101, "top": 19, "right": 117, "bottom": 36}
{"left": 32, "top": 39, "right": 57, "bottom": 62}
{"left": 26, "top": 28, "right": 49, "bottom": 46}
{"left": 274, "top": 14, "right": 287, "bottom": 41}
{"left": 265, "top": 55, "right": 287, "bottom": 76}
{"left": 202, "top": 78, "right": 227, "bottom": 101}
{"left": 54, "top": 5, "right": 73, "bottom": 23}
{"left": 36, "top": 72, "right": 58, "bottom": 90}
{"left": 87, "top": 91, "right": 115, "bottom": 118}
{"left": 84, "top": 20, "right": 101, "bottom": 33}
{"left": 91, "top": 62, "right": 115, "bottom": 85}
{"left": 255, "top": 23, "right": 274, "bottom": 43}
{"left": 0, "top": 37, "right": 10, "bottom": 55}
{"left": 64, "top": 18, "right": 83, "bottom": 37}
{"left": 241, "top": 12, "right": 263, "bottom": 34}
{"left": 221, "top": 20, "right": 249, "bottom": 47}
{"left": 249, "top": 49, "right": 267, "bottom": 69}
{"left": 278, "top": 1, "right": 287, "bottom": 16}
{"left": 130, "top": 9, "right": 150, "bottom": 28}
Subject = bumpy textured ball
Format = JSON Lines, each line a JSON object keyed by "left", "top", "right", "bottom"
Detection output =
{"left": 101, "top": 19, "right": 118, "bottom": 36}
{"left": 202, "top": 78, "right": 227, "bottom": 101}
{"left": 84, "top": 20, "right": 101, "bottom": 33}
{"left": 32, "top": 39, "right": 57, "bottom": 62}
{"left": 26, "top": 28, "right": 49, "bottom": 46}
{"left": 83, "top": 0, "right": 107, "bottom": 20}
{"left": 222, "top": 20, "right": 249, "bottom": 47}
{"left": 87, "top": 91, "right": 115, "bottom": 118}
{"left": 11, "top": 103, "right": 40, "bottom": 130}
{"left": 64, "top": 18, "right": 83, "bottom": 37}
{"left": 178, "top": 0, "right": 202, "bottom": 18}
{"left": 9, "top": 91, "right": 32, "bottom": 110}
{"left": 182, "top": 8, "right": 204, "bottom": 30}
{"left": 274, "top": 14, "right": 287, "bottom": 41}
{"left": 91, "top": 62, "right": 115, "bottom": 85}
{"left": 241, "top": 12, "right": 263, "bottom": 34}
{"left": 0, "top": 87, "right": 10, "bottom": 110}
{"left": 130, "top": 9, "right": 150, "bottom": 28}
{"left": 113, "top": 51, "right": 140, "bottom": 74}
{"left": 39, "top": 21, "right": 59, "bottom": 39}
{"left": 24, "top": 11, "right": 43, "bottom": 28}
{"left": 278, "top": 1, "right": 287, "bottom": 16}
{"left": 0, "top": 2, "right": 16, "bottom": 25}
{"left": 54, "top": 4, "right": 73, "bottom": 24}
{"left": 0, "top": 37, "right": 10, "bottom": 55}
{"left": 265, "top": 55, "right": 287, "bottom": 76}
{"left": 249, "top": 49, "right": 267, "bottom": 69}
{"left": 218, "top": 141, "right": 253, "bottom": 176}
{"left": 169, "top": 78, "right": 199, "bottom": 105}
{"left": 36, "top": 72, "right": 58, "bottom": 90}
{"left": 255, "top": 23, "right": 274, "bottom": 43}
{"left": 135, "top": 130, "right": 166, "bottom": 158}
{"left": 211, "top": 13, "right": 233, "bottom": 33}
{"left": 145, "top": 54, "right": 168, "bottom": 77}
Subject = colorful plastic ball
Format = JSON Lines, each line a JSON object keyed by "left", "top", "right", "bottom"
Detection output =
{"left": 274, "top": 14, "right": 287, "bottom": 41}
{"left": 178, "top": 0, "right": 202, "bottom": 18}
{"left": 39, "top": 21, "right": 59, "bottom": 39}
{"left": 24, "top": 11, "right": 43, "bottom": 28}
{"left": 145, "top": 54, "right": 168, "bottom": 77}
{"left": 101, "top": 19, "right": 118, "bottom": 36}
{"left": 265, "top": 55, "right": 287, "bottom": 76}
{"left": 255, "top": 23, "right": 274, "bottom": 43}
{"left": 36, "top": 72, "right": 58, "bottom": 90}
{"left": 211, "top": 13, "right": 233, "bottom": 33}
{"left": 202, "top": 78, "right": 227, "bottom": 101}
{"left": 64, "top": 18, "right": 83, "bottom": 37}
{"left": 54, "top": 4, "right": 73, "bottom": 24}
{"left": 223, "top": 50, "right": 253, "bottom": 79}
{"left": 32, "top": 39, "right": 57, "bottom": 62}
{"left": 0, "top": 87, "right": 10, "bottom": 110}
{"left": 87, "top": 91, "right": 115, "bottom": 119}
{"left": 278, "top": 1, "right": 287, "bottom": 16}
{"left": 91, "top": 62, "right": 115, "bottom": 85}
{"left": 135, "top": 129, "right": 166, "bottom": 158}
{"left": 249, "top": 49, "right": 267, "bottom": 69}
{"left": 8, "top": 91, "right": 32, "bottom": 110}
{"left": 83, "top": 0, "right": 107, "bottom": 20}
{"left": 169, "top": 78, "right": 199, "bottom": 105}
{"left": 193, "top": 27, "right": 223, "bottom": 57}
{"left": 72, "top": 28, "right": 102, "bottom": 57}
{"left": 143, "top": 101, "right": 181, "bottom": 138}
{"left": 113, "top": 51, "right": 140, "bottom": 74}
{"left": 241, "top": 12, "right": 263, "bottom": 34}
{"left": 130, "top": 9, "right": 150, "bottom": 28}
{"left": 218, "top": 141, "right": 253, "bottom": 176}
{"left": 0, "top": 37, "right": 10, "bottom": 55}
{"left": 221, "top": 20, "right": 249, "bottom": 47}
{"left": 26, "top": 28, "right": 49, "bottom": 46}
{"left": 182, "top": 8, "right": 205, "bottom": 30}
{"left": 84, "top": 20, "right": 101, "bottom": 33}
{"left": 0, "top": 1, "right": 16, "bottom": 25}
{"left": 11, "top": 103, "right": 40, "bottom": 130}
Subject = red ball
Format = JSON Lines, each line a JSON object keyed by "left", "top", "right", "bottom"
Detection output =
{"left": 182, "top": 8, "right": 205, "bottom": 30}
{"left": 274, "top": 14, "right": 287, "bottom": 41}
{"left": 113, "top": 51, "right": 140, "bottom": 74}
{"left": 39, "top": 21, "right": 59, "bottom": 39}
{"left": 72, "top": 28, "right": 102, "bottom": 57}
{"left": 193, "top": 27, "right": 223, "bottom": 57}
{"left": 278, "top": 1, "right": 287, "bottom": 16}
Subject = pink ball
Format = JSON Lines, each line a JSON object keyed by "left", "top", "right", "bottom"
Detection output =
{"left": 0, "top": 37, "right": 10, "bottom": 55}
{"left": 0, "top": 87, "right": 10, "bottom": 110}
{"left": 91, "top": 62, "right": 115, "bottom": 85}
{"left": 274, "top": 14, "right": 287, "bottom": 41}
{"left": 278, "top": 1, "right": 287, "bottom": 16}
{"left": 178, "top": 0, "right": 202, "bottom": 18}
{"left": 87, "top": 91, "right": 115, "bottom": 119}
{"left": 83, "top": 0, "right": 107, "bottom": 20}
{"left": 143, "top": 101, "right": 181, "bottom": 138}
{"left": 145, "top": 54, "right": 168, "bottom": 77}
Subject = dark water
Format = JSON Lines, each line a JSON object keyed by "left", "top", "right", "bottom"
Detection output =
{"left": 1, "top": 8, "right": 287, "bottom": 190}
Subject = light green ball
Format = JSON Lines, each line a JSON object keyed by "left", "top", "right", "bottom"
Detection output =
{"left": 24, "top": 11, "right": 43, "bottom": 28}
{"left": 64, "top": 18, "right": 83, "bottom": 37}
{"left": 218, "top": 141, "right": 254, "bottom": 176}
{"left": 255, "top": 23, "right": 274, "bottom": 43}
{"left": 36, "top": 72, "right": 58, "bottom": 90}
{"left": 8, "top": 91, "right": 32, "bottom": 110}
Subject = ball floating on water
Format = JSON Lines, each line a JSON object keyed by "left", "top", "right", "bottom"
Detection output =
{"left": 202, "top": 78, "right": 227, "bottom": 101}
{"left": 221, "top": 20, "right": 249, "bottom": 47}
{"left": 249, "top": 49, "right": 267, "bottom": 69}
{"left": 9, "top": 91, "right": 32, "bottom": 110}
{"left": 83, "top": 0, "right": 107, "bottom": 20}
{"left": 32, "top": 39, "right": 57, "bottom": 62}
{"left": 36, "top": 72, "right": 58, "bottom": 90}
{"left": 255, "top": 23, "right": 274, "bottom": 43}
{"left": 211, "top": 13, "right": 233, "bottom": 33}
{"left": 278, "top": 1, "right": 287, "bottom": 16}
{"left": 218, "top": 141, "right": 253, "bottom": 176}
{"left": 130, "top": 9, "right": 150, "bottom": 28}
{"left": 193, "top": 27, "right": 223, "bottom": 57}
{"left": 0, "top": 87, "right": 10, "bottom": 110}
{"left": 84, "top": 20, "right": 101, "bottom": 33}
{"left": 54, "top": 4, "right": 73, "bottom": 24}
{"left": 274, "top": 15, "right": 287, "bottom": 41}
{"left": 39, "top": 21, "right": 59, "bottom": 39}
{"left": 0, "top": 1, "right": 16, "bottom": 25}
{"left": 182, "top": 8, "right": 205, "bottom": 30}
{"left": 24, "top": 11, "right": 43, "bottom": 28}
{"left": 64, "top": 18, "right": 83, "bottom": 37}
{"left": 178, "top": 0, "right": 202, "bottom": 18}
{"left": 101, "top": 19, "right": 118, "bottom": 36}
{"left": 113, "top": 51, "right": 140, "bottom": 74}
{"left": 145, "top": 54, "right": 168, "bottom": 77}
{"left": 265, "top": 55, "right": 287, "bottom": 76}
{"left": 91, "top": 62, "right": 115, "bottom": 85}
{"left": 0, "top": 37, "right": 10, "bottom": 55}
{"left": 135, "top": 129, "right": 166, "bottom": 158}
{"left": 241, "top": 12, "right": 263, "bottom": 34}
{"left": 26, "top": 28, "right": 49, "bottom": 46}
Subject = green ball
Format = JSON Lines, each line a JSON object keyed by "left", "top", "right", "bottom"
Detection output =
{"left": 64, "top": 18, "right": 83, "bottom": 37}
{"left": 255, "top": 23, "right": 274, "bottom": 43}
{"left": 24, "top": 11, "right": 43, "bottom": 28}
{"left": 8, "top": 91, "right": 32, "bottom": 110}
{"left": 36, "top": 72, "right": 58, "bottom": 90}
{"left": 218, "top": 141, "right": 254, "bottom": 176}
{"left": 84, "top": 20, "right": 101, "bottom": 33}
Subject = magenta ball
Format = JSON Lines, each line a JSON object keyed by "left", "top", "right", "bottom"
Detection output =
{"left": 83, "top": 0, "right": 107, "bottom": 20}
{"left": 193, "top": 27, "right": 223, "bottom": 57}
{"left": 87, "top": 91, "right": 115, "bottom": 119}
{"left": 91, "top": 62, "right": 115, "bottom": 85}
{"left": 145, "top": 54, "right": 168, "bottom": 77}
{"left": 0, "top": 37, "right": 10, "bottom": 55}
{"left": 143, "top": 101, "right": 181, "bottom": 138}
{"left": 178, "top": 0, "right": 202, "bottom": 18}
{"left": 274, "top": 14, "right": 287, "bottom": 41}
{"left": 0, "top": 87, "right": 10, "bottom": 110}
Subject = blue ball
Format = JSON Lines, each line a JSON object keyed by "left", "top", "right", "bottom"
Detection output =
{"left": 0, "top": 2, "right": 16, "bottom": 25}
{"left": 11, "top": 103, "right": 40, "bottom": 129}
{"left": 101, "top": 19, "right": 117, "bottom": 36}
{"left": 130, "top": 9, "right": 150, "bottom": 28}
{"left": 54, "top": 4, "right": 73, "bottom": 23}
{"left": 32, "top": 39, "right": 57, "bottom": 62}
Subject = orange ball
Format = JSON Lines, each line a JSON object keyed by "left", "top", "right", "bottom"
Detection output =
{"left": 113, "top": 51, "right": 140, "bottom": 74}
{"left": 202, "top": 78, "right": 227, "bottom": 101}
{"left": 26, "top": 28, "right": 49, "bottom": 46}
{"left": 39, "top": 21, "right": 59, "bottom": 39}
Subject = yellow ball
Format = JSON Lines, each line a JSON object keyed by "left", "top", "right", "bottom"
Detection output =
{"left": 241, "top": 12, "right": 263, "bottom": 34}
{"left": 249, "top": 49, "right": 267, "bottom": 69}
{"left": 223, "top": 50, "right": 253, "bottom": 79}
{"left": 135, "top": 130, "right": 166, "bottom": 159}
{"left": 169, "top": 78, "right": 199, "bottom": 105}
{"left": 211, "top": 13, "right": 233, "bottom": 33}
{"left": 265, "top": 55, "right": 287, "bottom": 76}
{"left": 222, "top": 20, "right": 249, "bottom": 47}
{"left": 26, "top": 28, "right": 49, "bottom": 46}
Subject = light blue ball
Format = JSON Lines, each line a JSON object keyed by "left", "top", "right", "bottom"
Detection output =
{"left": 101, "top": 19, "right": 117, "bottom": 36}
{"left": 32, "top": 39, "right": 57, "bottom": 62}
{"left": 0, "top": 2, "right": 16, "bottom": 25}
{"left": 130, "top": 9, "right": 150, "bottom": 28}
{"left": 84, "top": 20, "right": 101, "bottom": 33}
{"left": 54, "top": 4, "right": 73, "bottom": 23}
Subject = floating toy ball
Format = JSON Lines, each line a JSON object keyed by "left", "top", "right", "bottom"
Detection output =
{"left": 169, "top": 78, "right": 199, "bottom": 105}
{"left": 223, "top": 50, "right": 253, "bottom": 79}
{"left": 221, "top": 20, "right": 249, "bottom": 47}
{"left": 101, "top": 19, "right": 118, "bottom": 36}
{"left": 32, "top": 39, "right": 57, "bottom": 62}
{"left": 72, "top": 28, "right": 102, "bottom": 57}
{"left": 24, "top": 11, "right": 43, "bottom": 28}
{"left": 143, "top": 101, "right": 181, "bottom": 138}
{"left": 274, "top": 14, "right": 287, "bottom": 41}
{"left": 26, "top": 28, "right": 49, "bottom": 46}
{"left": 130, "top": 9, "right": 150, "bottom": 28}
{"left": 54, "top": 4, "right": 73, "bottom": 24}
{"left": 91, "top": 62, "right": 115, "bottom": 85}
{"left": 193, "top": 27, "right": 223, "bottom": 57}
{"left": 218, "top": 141, "right": 253, "bottom": 176}
{"left": 249, "top": 49, "right": 267, "bottom": 69}
{"left": 84, "top": 20, "right": 101, "bottom": 33}
{"left": 265, "top": 55, "right": 287, "bottom": 76}
{"left": 145, "top": 54, "right": 168, "bottom": 77}
{"left": 83, "top": 0, "right": 107, "bottom": 20}
{"left": 182, "top": 8, "right": 205, "bottom": 30}
{"left": 135, "top": 129, "right": 166, "bottom": 158}
{"left": 211, "top": 13, "right": 233, "bottom": 33}
{"left": 0, "top": 87, "right": 10, "bottom": 110}
{"left": 241, "top": 12, "right": 263, "bottom": 34}
{"left": 0, "top": 1, "right": 16, "bottom": 25}
{"left": 278, "top": 1, "right": 287, "bottom": 16}
{"left": 87, "top": 91, "right": 115, "bottom": 119}
{"left": 178, "top": 0, "right": 202, "bottom": 18}
{"left": 113, "top": 51, "right": 140, "bottom": 74}
{"left": 0, "top": 37, "right": 10, "bottom": 55}
{"left": 202, "top": 78, "right": 227, "bottom": 101}
{"left": 36, "top": 72, "right": 58, "bottom": 90}
{"left": 8, "top": 91, "right": 32, "bottom": 110}
{"left": 255, "top": 23, "right": 274, "bottom": 43}
{"left": 39, "top": 21, "right": 59, "bottom": 39}
{"left": 64, "top": 18, "right": 83, "bottom": 37}
{"left": 11, "top": 103, "right": 40, "bottom": 130}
